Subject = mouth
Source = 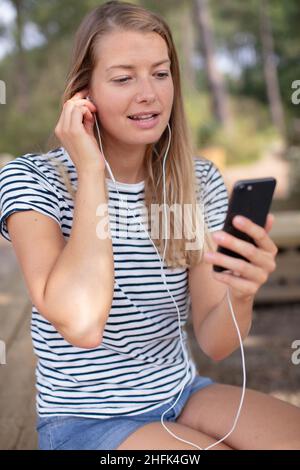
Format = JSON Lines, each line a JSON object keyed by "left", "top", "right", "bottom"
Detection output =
{"left": 127, "top": 113, "right": 161, "bottom": 129}
{"left": 127, "top": 113, "right": 160, "bottom": 121}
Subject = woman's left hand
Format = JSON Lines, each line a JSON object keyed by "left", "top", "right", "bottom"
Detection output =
{"left": 203, "top": 213, "right": 278, "bottom": 300}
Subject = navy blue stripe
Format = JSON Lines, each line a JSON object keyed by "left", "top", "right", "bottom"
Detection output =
{"left": 0, "top": 150, "right": 227, "bottom": 418}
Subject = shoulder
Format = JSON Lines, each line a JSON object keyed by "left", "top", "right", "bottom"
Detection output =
{"left": 193, "top": 155, "right": 223, "bottom": 179}
{"left": 1, "top": 146, "right": 70, "bottom": 170}
{"left": 0, "top": 147, "right": 74, "bottom": 189}
{"left": 192, "top": 157, "right": 228, "bottom": 231}
{"left": 193, "top": 155, "right": 227, "bottom": 195}
{"left": 193, "top": 155, "right": 213, "bottom": 177}
{"left": 0, "top": 149, "right": 68, "bottom": 242}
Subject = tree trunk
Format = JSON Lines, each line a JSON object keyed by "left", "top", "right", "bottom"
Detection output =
{"left": 12, "top": 0, "right": 29, "bottom": 113}
{"left": 259, "top": 0, "right": 286, "bottom": 138}
{"left": 180, "top": 4, "right": 197, "bottom": 94}
{"left": 194, "top": 0, "right": 231, "bottom": 128}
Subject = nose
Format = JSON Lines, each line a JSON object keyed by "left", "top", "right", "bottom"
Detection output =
{"left": 135, "top": 76, "right": 156, "bottom": 103}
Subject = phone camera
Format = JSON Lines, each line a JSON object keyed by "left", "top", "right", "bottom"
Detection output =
{"left": 247, "top": 185, "right": 252, "bottom": 191}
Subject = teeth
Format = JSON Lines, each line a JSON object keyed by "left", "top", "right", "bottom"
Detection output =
{"left": 130, "top": 114, "right": 156, "bottom": 120}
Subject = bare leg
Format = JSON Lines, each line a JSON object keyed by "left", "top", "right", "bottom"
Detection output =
{"left": 177, "top": 383, "right": 300, "bottom": 450}
{"left": 116, "top": 420, "right": 233, "bottom": 450}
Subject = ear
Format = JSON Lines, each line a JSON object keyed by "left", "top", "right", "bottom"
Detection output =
{"left": 86, "top": 94, "right": 95, "bottom": 104}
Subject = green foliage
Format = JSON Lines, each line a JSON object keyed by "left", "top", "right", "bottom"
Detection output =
{"left": 0, "top": 37, "right": 71, "bottom": 155}
{"left": 184, "top": 91, "right": 279, "bottom": 165}
{"left": 0, "top": 0, "right": 299, "bottom": 160}
{"left": 210, "top": 0, "right": 300, "bottom": 143}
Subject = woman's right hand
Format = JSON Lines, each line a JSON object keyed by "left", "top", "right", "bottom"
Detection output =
{"left": 55, "top": 89, "right": 106, "bottom": 175}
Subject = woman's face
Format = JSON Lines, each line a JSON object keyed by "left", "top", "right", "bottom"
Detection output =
{"left": 89, "top": 30, "right": 174, "bottom": 149}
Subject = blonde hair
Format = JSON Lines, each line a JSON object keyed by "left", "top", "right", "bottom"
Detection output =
{"left": 45, "top": 0, "right": 214, "bottom": 268}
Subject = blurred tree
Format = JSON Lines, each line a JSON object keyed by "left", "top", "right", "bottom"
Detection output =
{"left": 140, "top": 0, "right": 198, "bottom": 93}
{"left": 6, "top": 0, "right": 31, "bottom": 112}
{"left": 210, "top": 0, "right": 299, "bottom": 141}
{"left": 17, "top": 0, "right": 106, "bottom": 41}
{"left": 259, "top": 0, "right": 285, "bottom": 138}
{"left": 193, "top": 0, "right": 231, "bottom": 128}
{"left": 1, "top": 0, "right": 298, "bottom": 169}
{"left": 0, "top": 0, "right": 106, "bottom": 154}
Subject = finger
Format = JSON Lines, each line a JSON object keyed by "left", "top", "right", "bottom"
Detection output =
{"left": 65, "top": 98, "right": 97, "bottom": 116}
{"left": 70, "top": 105, "right": 94, "bottom": 133}
{"left": 84, "top": 108, "right": 97, "bottom": 136}
{"left": 74, "top": 98, "right": 97, "bottom": 113}
{"left": 60, "top": 89, "right": 89, "bottom": 115}
{"left": 264, "top": 213, "right": 274, "bottom": 233}
{"left": 69, "top": 88, "right": 89, "bottom": 101}
{"left": 211, "top": 231, "right": 276, "bottom": 272}
{"left": 213, "top": 270, "right": 257, "bottom": 298}
{"left": 62, "top": 99, "right": 96, "bottom": 131}
{"left": 204, "top": 251, "right": 267, "bottom": 284}
{"left": 232, "top": 215, "right": 278, "bottom": 256}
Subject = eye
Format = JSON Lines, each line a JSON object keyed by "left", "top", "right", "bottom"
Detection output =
{"left": 112, "top": 72, "right": 170, "bottom": 84}
{"left": 156, "top": 72, "right": 170, "bottom": 79}
{"left": 113, "top": 77, "right": 131, "bottom": 84}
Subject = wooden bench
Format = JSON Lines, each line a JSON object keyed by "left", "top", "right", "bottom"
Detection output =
{"left": 255, "top": 211, "right": 300, "bottom": 304}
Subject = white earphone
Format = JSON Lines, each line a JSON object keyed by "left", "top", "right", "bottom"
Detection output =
{"left": 86, "top": 95, "right": 246, "bottom": 450}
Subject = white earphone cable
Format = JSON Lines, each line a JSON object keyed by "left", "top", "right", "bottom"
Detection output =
{"left": 93, "top": 111, "right": 246, "bottom": 450}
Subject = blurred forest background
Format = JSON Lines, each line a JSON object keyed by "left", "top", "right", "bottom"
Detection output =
{"left": 0, "top": 0, "right": 299, "bottom": 209}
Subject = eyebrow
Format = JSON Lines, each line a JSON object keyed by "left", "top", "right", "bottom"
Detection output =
{"left": 106, "top": 59, "right": 171, "bottom": 72}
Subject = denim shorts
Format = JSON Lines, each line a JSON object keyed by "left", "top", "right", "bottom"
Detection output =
{"left": 37, "top": 375, "right": 214, "bottom": 450}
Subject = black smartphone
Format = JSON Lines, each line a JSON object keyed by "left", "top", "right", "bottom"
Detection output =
{"left": 213, "top": 177, "right": 277, "bottom": 273}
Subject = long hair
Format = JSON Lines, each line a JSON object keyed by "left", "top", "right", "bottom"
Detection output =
{"left": 45, "top": 0, "right": 214, "bottom": 268}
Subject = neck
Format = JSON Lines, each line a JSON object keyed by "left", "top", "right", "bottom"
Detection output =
{"left": 102, "top": 141, "right": 148, "bottom": 185}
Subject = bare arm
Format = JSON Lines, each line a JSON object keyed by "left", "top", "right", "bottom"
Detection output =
{"left": 189, "top": 236, "right": 253, "bottom": 361}
{"left": 189, "top": 163, "right": 277, "bottom": 361}
{"left": 7, "top": 89, "right": 114, "bottom": 349}
{"left": 42, "top": 87, "right": 114, "bottom": 348}
{"left": 42, "top": 168, "right": 114, "bottom": 348}
{"left": 196, "top": 288, "right": 253, "bottom": 361}
{"left": 7, "top": 167, "right": 114, "bottom": 349}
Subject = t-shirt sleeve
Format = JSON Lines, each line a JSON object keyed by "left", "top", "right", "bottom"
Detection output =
{"left": 0, "top": 157, "right": 61, "bottom": 242}
{"left": 203, "top": 160, "right": 229, "bottom": 232}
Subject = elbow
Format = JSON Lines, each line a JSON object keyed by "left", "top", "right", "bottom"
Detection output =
{"left": 41, "top": 291, "right": 112, "bottom": 349}
{"left": 208, "top": 351, "right": 228, "bottom": 362}
{"left": 202, "top": 349, "right": 227, "bottom": 362}
{"left": 196, "top": 329, "right": 234, "bottom": 362}
{"left": 70, "top": 330, "right": 103, "bottom": 349}
{"left": 201, "top": 342, "right": 234, "bottom": 362}
{"left": 59, "top": 324, "right": 103, "bottom": 349}
{"left": 201, "top": 345, "right": 221, "bottom": 362}
{"left": 198, "top": 337, "right": 228, "bottom": 362}
{"left": 54, "top": 313, "right": 106, "bottom": 350}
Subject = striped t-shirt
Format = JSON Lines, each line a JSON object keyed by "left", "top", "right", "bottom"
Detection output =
{"left": 0, "top": 147, "right": 228, "bottom": 418}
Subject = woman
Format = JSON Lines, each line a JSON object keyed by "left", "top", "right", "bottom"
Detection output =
{"left": 0, "top": 1, "right": 299, "bottom": 450}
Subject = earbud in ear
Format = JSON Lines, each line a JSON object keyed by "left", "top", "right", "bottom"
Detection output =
{"left": 86, "top": 95, "right": 96, "bottom": 115}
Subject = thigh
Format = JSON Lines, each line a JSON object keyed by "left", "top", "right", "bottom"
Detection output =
{"left": 116, "top": 421, "right": 232, "bottom": 450}
{"left": 176, "top": 383, "right": 300, "bottom": 450}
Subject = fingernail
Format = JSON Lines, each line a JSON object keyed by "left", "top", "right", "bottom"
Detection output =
{"left": 212, "top": 232, "right": 224, "bottom": 241}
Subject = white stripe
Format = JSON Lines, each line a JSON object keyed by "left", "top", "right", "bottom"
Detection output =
{"left": 0, "top": 149, "right": 228, "bottom": 417}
